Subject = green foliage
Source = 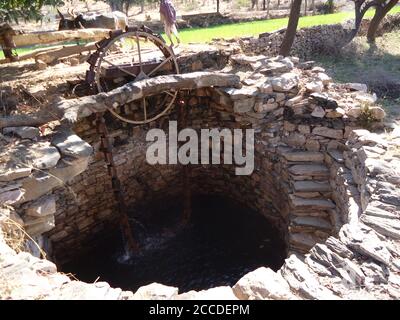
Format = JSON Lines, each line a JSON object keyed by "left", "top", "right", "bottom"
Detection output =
{"left": 0, "top": 0, "right": 64, "bottom": 23}
{"left": 103, "top": 0, "right": 147, "bottom": 13}
{"left": 315, "top": 0, "right": 337, "bottom": 14}
{"left": 358, "top": 103, "right": 376, "bottom": 129}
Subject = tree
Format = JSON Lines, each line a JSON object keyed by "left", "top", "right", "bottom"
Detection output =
{"left": 105, "top": 0, "right": 145, "bottom": 15}
{"left": 279, "top": 0, "right": 302, "bottom": 56}
{"left": 266, "top": 0, "right": 271, "bottom": 16}
{"left": 0, "top": 0, "right": 64, "bottom": 23}
{"left": 367, "top": 0, "right": 399, "bottom": 43}
{"left": 347, "top": 0, "right": 397, "bottom": 44}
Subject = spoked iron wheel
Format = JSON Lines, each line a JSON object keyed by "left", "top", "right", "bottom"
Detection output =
{"left": 87, "top": 28, "right": 180, "bottom": 125}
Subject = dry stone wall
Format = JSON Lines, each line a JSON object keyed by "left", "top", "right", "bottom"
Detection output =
{"left": 222, "top": 13, "right": 400, "bottom": 60}
{"left": 1, "top": 50, "right": 399, "bottom": 299}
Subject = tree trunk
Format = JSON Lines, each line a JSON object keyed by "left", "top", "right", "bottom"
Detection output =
{"left": 312, "top": 0, "right": 315, "bottom": 14}
{"left": 0, "top": 72, "right": 240, "bottom": 128}
{"left": 140, "top": 1, "right": 144, "bottom": 14}
{"left": 345, "top": 0, "right": 378, "bottom": 45}
{"left": 267, "top": 0, "right": 271, "bottom": 17}
{"left": 279, "top": 0, "right": 302, "bottom": 57}
{"left": 367, "top": 0, "right": 398, "bottom": 43}
{"left": 110, "top": 1, "right": 124, "bottom": 12}
{"left": 304, "top": 0, "right": 308, "bottom": 16}
{"left": 217, "top": 0, "right": 220, "bottom": 13}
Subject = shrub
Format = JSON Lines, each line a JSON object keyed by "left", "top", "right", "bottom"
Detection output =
{"left": 315, "top": 0, "right": 337, "bottom": 14}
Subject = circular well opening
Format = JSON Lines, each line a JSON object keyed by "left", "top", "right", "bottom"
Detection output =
{"left": 60, "top": 194, "right": 286, "bottom": 293}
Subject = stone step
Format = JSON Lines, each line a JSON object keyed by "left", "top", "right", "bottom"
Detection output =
{"left": 293, "top": 181, "right": 331, "bottom": 192}
{"left": 291, "top": 216, "right": 332, "bottom": 231}
{"left": 289, "top": 232, "right": 319, "bottom": 250}
{"left": 288, "top": 164, "right": 329, "bottom": 177}
{"left": 289, "top": 195, "right": 336, "bottom": 210}
{"left": 293, "top": 192, "right": 323, "bottom": 199}
{"left": 282, "top": 151, "right": 324, "bottom": 162}
{"left": 292, "top": 210, "right": 329, "bottom": 218}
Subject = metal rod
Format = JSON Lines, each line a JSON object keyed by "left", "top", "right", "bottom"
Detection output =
{"left": 136, "top": 32, "right": 143, "bottom": 73}
{"left": 102, "top": 57, "right": 138, "bottom": 78}
{"left": 147, "top": 55, "right": 173, "bottom": 77}
{"left": 95, "top": 112, "right": 139, "bottom": 255}
{"left": 178, "top": 92, "right": 192, "bottom": 225}
{"left": 143, "top": 97, "right": 147, "bottom": 121}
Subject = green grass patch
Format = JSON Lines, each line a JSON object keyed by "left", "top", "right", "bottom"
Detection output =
{"left": 2, "top": 7, "right": 400, "bottom": 58}
{"left": 174, "top": 6, "right": 400, "bottom": 43}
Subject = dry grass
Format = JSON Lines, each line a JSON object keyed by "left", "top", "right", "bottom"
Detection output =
{"left": 315, "top": 31, "right": 400, "bottom": 121}
{"left": 1, "top": 208, "right": 47, "bottom": 258}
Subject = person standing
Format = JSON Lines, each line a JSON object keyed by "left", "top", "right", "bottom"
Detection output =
{"left": 160, "top": 0, "right": 181, "bottom": 47}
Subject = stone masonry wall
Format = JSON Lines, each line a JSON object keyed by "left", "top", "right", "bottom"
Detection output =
{"left": 224, "top": 13, "right": 400, "bottom": 60}
{"left": 2, "top": 50, "right": 398, "bottom": 299}
{"left": 46, "top": 52, "right": 389, "bottom": 263}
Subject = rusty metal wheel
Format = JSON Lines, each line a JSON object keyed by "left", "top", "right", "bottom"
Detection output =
{"left": 87, "top": 28, "right": 179, "bottom": 125}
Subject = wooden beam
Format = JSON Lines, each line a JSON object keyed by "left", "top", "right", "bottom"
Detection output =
{"left": 2, "top": 29, "right": 111, "bottom": 48}
{"left": 0, "top": 72, "right": 241, "bottom": 128}
{"left": 34, "top": 42, "right": 97, "bottom": 64}
{"left": 0, "top": 45, "right": 63, "bottom": 64}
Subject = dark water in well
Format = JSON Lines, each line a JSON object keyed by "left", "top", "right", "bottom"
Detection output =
{"left": 61, "top": 195, "right": 286, "bottom": 293}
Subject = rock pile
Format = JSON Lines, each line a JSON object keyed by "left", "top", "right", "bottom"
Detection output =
{"left": 214, "top": 13, "right": 400, "bottom": 60}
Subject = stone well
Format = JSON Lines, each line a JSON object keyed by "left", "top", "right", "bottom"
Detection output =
{"left": 1, "top": 52, "right": 400, "bottom": 299}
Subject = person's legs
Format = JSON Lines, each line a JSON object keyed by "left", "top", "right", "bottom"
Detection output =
{"left": 171, "top": 24, "right": 181, "bottom": 45}
{"left": 165, "top": 22, "right": 175, "bottom": 46}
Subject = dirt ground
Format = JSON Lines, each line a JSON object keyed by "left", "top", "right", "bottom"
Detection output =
{"left": 0, "top": 43, "right": 214, "bottom": 117}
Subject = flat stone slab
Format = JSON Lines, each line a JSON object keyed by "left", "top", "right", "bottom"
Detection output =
{"left": 230, "top": 54, "right": 268, "bottom": 65}
{"left": 132, "top": 283, "right": 178, "bottom": 300}
{"left": 0, "top": 188, "right": 24, "bottom": 205}
{"left": 223, "top": 86, "right": 259, "bottom": 100}
{"left": 293, "top": 181, "right": 331, "bottom": 192}
{"left": 283, "top": 151, "right": 324, "bottom": 162}
{"left": 31, "top": 145, "right": 61, "bottom": 169}
{"left": 312, "top": 127, "right": 343, "bottom": 139}
{"left": 233, "top": 267, "right": 295, "bottom": 300}
{"left": 345, "top": 83, "right": 368, "bottom": 92}
{"left": 289, "top": 164, "right": 329, "bottom": 176}
{"left": 289, "top": 232, "right": 318, "bottom": 249}
{"left": 0, "top": 168, "right": 31, "bottom": 182}
{"left": 290, "top": 195, "right": 336, "bottom": 210}
{"left": 360, "top": 214, "right": 400, "bottom": 240}
{"left": 25, "top": 195, "right": 56, "bottom": 217}
{"left": 340, "top": 224, "right": 392, "bottom": 266}
{"left": 292, "top": 216, "right": 332, "bottom": 230}
{"left": 328, "top": 150, "right": 344, "bottom": 163}
{"left": 51, "top": 129, "right": 93, "bottom": 159}
{"left": 270, "top": 72, "right": 299, "bottom": 92}
{"left": 3, "top": 126, "right": 40, "bottom": 140}
{"left": 23, "top": 214, "right": 55, "bottom": 236}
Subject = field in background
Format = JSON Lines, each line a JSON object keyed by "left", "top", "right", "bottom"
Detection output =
{"left": 176, "top": 6, "right": 400, "bottom": 43}
{"left": 315, "top": 31, "right": 400, "bottom": 121}
{"left": 2, "top": 6, "right": 400, "bottom": 59}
